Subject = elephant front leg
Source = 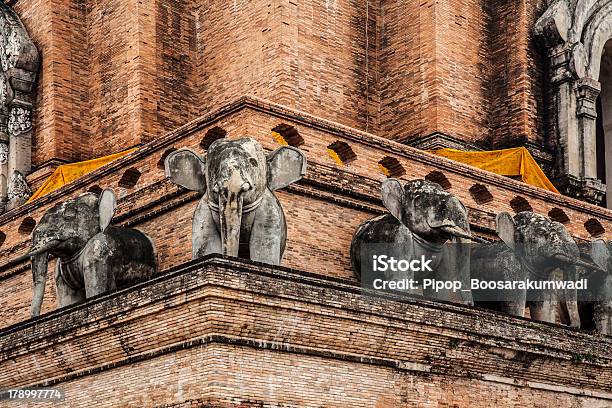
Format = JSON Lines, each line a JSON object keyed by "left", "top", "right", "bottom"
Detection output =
{"left": 499, "top": 290, "right": 527, "bottom": 317}
{"left": 249, "top": 192, "right": 286, "bottom": 265}
{"left": 594, "top": 302, "right": 612, "bottom": 335}
{"left": 561, "top": 296, "right": 581, "bottom": 328}
{"left": 55, "top": 263, "right": 85, "bottom": 308}
{"left": 560, "top": 268, "right": 581, "bottom": 328}
{"left": 81, "top": 239, "right": 117, "bottom": 298}
{"left": 193, "top": 198, "right": 222, "bottom": 259}
{"left": 528, "top": 296, "right": 557, "bottom": 324}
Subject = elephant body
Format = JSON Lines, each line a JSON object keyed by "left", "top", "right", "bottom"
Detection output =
{"left": 470, "top": 242, "right": 527, "bottom": 317}
{"left": 54, "top": 226, "right": 155, "bottom": 306}
{"left": 471, "top": 211, "right": 598, "bottom": 327}
{"left": 350, "top": 179, "right": 476, "bottom": 305}
{"left": 351, "top": 213, "right": 454, "bottom": 299}
{"left": 192, "top": 188, "right": 287, "bottom": 263}
{"left": 165, "top": 137, "right": 306, "bottom": 265}
{"left": 585, "top": 240, "right": 612, "bottom": 334}
{"left": 29, "top": 190, "right": 157, "bottom": 317}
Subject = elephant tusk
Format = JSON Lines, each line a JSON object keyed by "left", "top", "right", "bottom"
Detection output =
{"left": 553, "top": 253, "right": 605, "bottom": 272}
{"left": 553, "top": 254, "right": 606, "bottom": 273}
{"left": 14, "top": 240, "right": 61, "bottom": 263}
{"left": 438, "top": 225, "right": 487, "bottom": 243}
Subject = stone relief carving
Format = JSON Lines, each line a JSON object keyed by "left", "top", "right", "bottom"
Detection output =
{"left": 535, "top": 1, "right": 612, "bottom": 204}
{"left": 0, "top": 4, "right": 40, "bottom": 211}
{"left": 350, "top": 179, "right": 480, "bottom": 305}
{"left": 164, "top": 137, "right": 307, "bottom": 265}
{"left": 8, "top": 105, "right": 31, "bottom": 136}
{"left": 0, "top": 143, "right": 8, "bottom": 165}
{"left": 22, "top": 189, "right": 157, "bottom": 317}
{"left": 7, "top": 170, "right": 30, "bottom": 203}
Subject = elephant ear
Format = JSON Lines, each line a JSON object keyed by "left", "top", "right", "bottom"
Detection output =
{"left": 591, "top": 239, "right": 610, "bottom": 270}
{"left": 164, "top": 148, "right": 207, "bottom": 194}
{"left": 267, "top": 146, "right": 307, "bottom": 191}
{"left": 99, "top": 189, "right": 117, "bottom": 233}
{"left": 496, "top": 212, "right": 516, "bottom": 250}
{"left": 381, "top": 178, "right": 404, "bottom": 222}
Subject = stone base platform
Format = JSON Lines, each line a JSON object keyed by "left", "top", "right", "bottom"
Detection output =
{"left": 1, "top": 257, "right": 611, "bottom": 407}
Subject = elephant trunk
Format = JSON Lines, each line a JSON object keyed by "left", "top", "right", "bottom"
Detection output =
{"left": 27, "top": 238, "right": 61, "bottom": 317}
{"left": 217, "top": 168, "right": 251, "bottom": 257}
{"left": 30, "top": 251, "right": 49, "bottom": 317}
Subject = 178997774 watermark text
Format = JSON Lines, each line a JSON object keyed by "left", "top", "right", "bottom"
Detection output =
{"left": 1, "top": 388, "right": 64, "bottom": 402}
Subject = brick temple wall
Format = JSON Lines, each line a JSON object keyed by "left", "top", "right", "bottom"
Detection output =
{"left": 379, "top": 0, "right": 491, "bottom": 144}
{"left": 0, "top": 97, "right": 611, "bottom": 329}
{"left": 194, "top": 0, "right": 380, "bottom": 133}
{"left": 12, "top": 0, "right": 201, "bottom": 168}
{"left": 10, "top": 0, "right": 554, "bottom": 171}
{"left": 486, "top": 0, "right": 550, "bottom": 150}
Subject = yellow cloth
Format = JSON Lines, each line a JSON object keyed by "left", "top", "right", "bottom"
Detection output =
{"left": 430, "top": 147, "right": 559, "bottom": 194}
{"left": 28, "top": 148, "right": 136, "bottom": 202}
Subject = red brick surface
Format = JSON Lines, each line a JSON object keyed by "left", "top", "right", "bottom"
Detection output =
{"left": 13, "top": 0, "right": 553, "bottom": 168}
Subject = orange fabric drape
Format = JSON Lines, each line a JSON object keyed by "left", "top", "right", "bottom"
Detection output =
{"left": 430, "top": 147, "right": 559, "bottom": 194}
{"left": 27, "top": 148, "right": 136, "bottom": 203}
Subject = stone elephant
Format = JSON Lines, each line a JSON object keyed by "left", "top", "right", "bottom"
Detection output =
{"left": 164, "top": 137, "right": 307, "bottom": 265}
{"left": 584, "top": 240, "right": 612, "bottom": 335}
{"left": 471, "top": 211, "right": 599, "bottom": 327}
{"left": 350, "top": 179, "right": 481, "bottom": 305}
{"left": 24, "top": 189, "right": 156, "bottom": 317}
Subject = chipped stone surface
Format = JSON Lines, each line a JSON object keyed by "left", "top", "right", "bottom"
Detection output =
{"left": 472, "top": 211, "right": 586, "bottom": 327}
{"left": 165, "top": 137, "right": 306, "bottom": 265}
{"left": 351, "top": 179, "right": 474, "bottom": 304}
{"left": 28, "top": 191, "right": 156, "bottom": 317}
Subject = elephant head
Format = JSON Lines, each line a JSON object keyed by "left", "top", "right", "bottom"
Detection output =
{"left": 26, "top": 190, "right": 118, "bottom": 316}
{"left": 381, "top": 179, "right": 479, "bottom": 244}
{"left": 165, "top": 137, "right": 306, "bottom": 258}
{"left": 496, "top": 212, "right": 597, "bottom": 273}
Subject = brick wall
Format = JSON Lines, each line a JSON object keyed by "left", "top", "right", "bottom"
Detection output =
{"left": 11, "top": 0, "right": 553, "bottom": 169}
{"left": 11, "top": 0, "right": 201, "bottom": 168}
{"left": 486, "top": 0, "right": 550, "bottom": 150}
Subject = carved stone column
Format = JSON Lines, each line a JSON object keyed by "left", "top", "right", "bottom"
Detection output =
{"left": 0, "top": 71, "right": 12, "bottom": 212}
{"left": 576, "top": 79, "right": 600, "bottom": 177}
{"left": 535, "top": 0, "right": 612, "bottom": 205}
{"left": 0, "top": 5, "right": 39, "bottom": 211}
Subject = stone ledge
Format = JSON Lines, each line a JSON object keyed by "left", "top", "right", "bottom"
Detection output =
{"left": 1, "top": 257, "right": 611, "bottom": 395}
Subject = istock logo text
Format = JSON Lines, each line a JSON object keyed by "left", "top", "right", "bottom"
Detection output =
{"left": 372, "top": 255, "right": 434, "bottom": 273}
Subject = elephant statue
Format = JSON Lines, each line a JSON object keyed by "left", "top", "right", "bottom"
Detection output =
{"left": 164, "top": 137, "right": 307, "bottom": 265}
{"left": 350, "top": 179, "right": 480, "bottom": 305}
{"left": 23, "top": 189, "right": 157, "bottom": 317}
{"left": 584, "top": 239, "right": 612, "bottom": 335}
{"left": 471, "top": 211, "right": 600, "bottom": 327}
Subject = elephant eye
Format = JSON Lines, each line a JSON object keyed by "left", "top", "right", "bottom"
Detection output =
{"left": 64, "top": 207, "right": 76, "bottom": 218}
{"left": 249, "top": 158, "right": 258, "bottom": 167}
